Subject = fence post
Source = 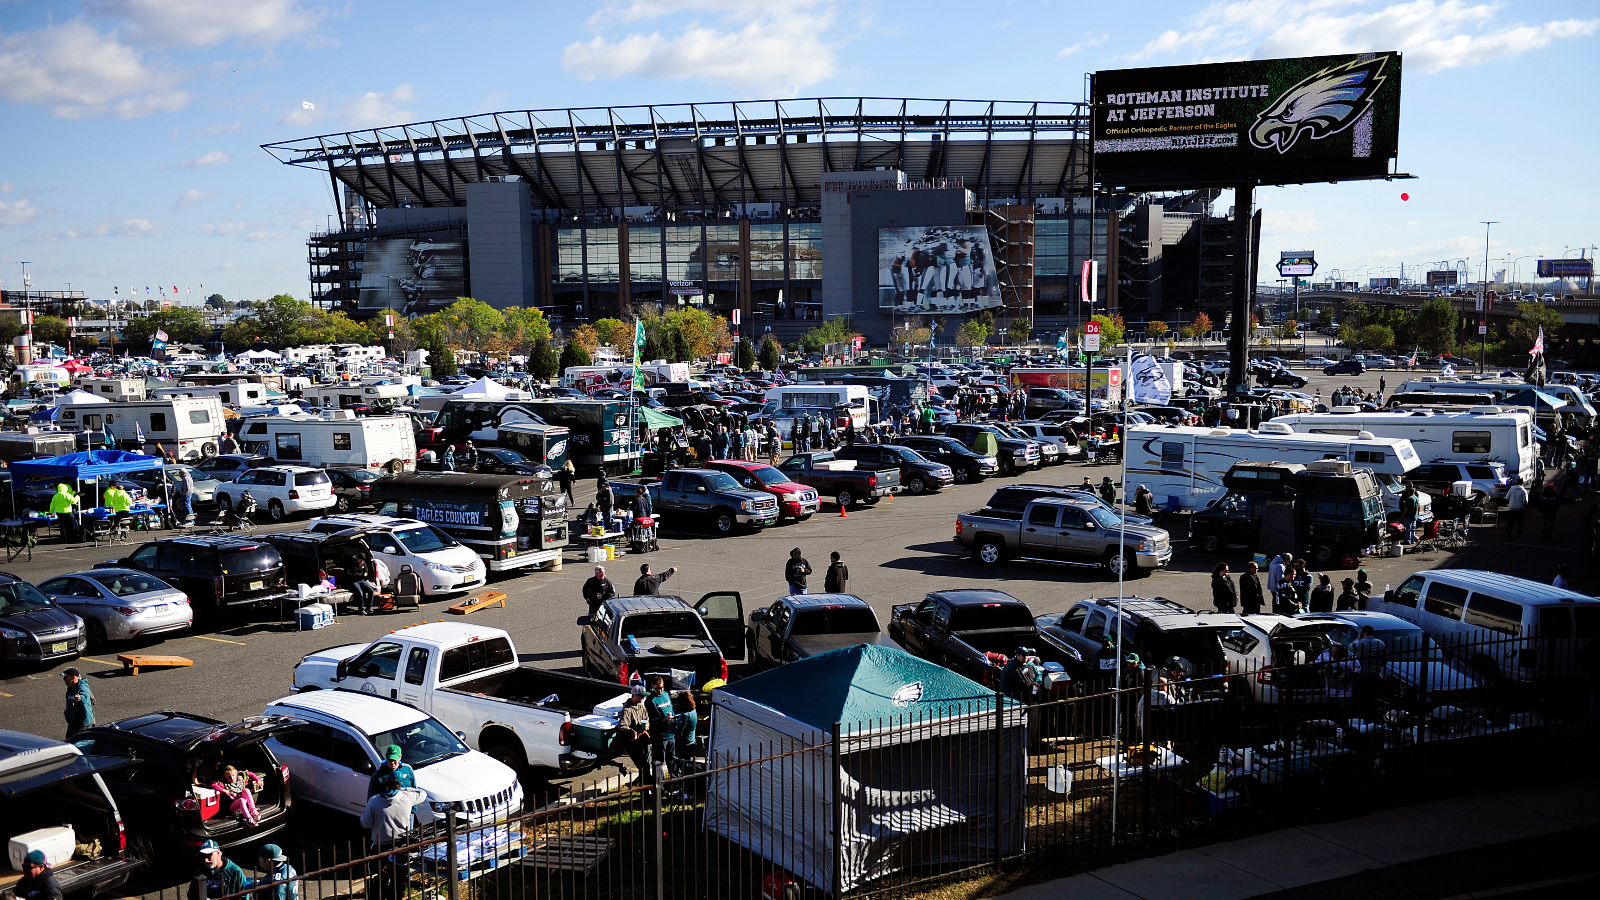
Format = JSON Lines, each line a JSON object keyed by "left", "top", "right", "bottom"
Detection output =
{"left": 1141, "top": 665, "right": 1152, "bottom": 835}
{"left": 993, "top": 688, "right": 1003, "bottom": 872}
{"left": 654, "top": 778, "right": 665, "bottom": 900}
{"left": 832, "top": 721, "right": 845, "bottom": 900}
{"left": 443, "top": 801, "right": 461, "bottom": 900}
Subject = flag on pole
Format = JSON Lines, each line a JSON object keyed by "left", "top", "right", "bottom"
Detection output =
{"left": 1129, "top": 354, "right": 1173, "bottom": 406}
{"left": 135, "top": 422, "right": 145, "bottom": 445}
{"left": 631, "top": 319, "right": 646, "bottom": 392}
{"left": 103, "top": 420, "right": 114, "bottom": 449}
{"left": 1440, "top": 362, "right": 1456, "bottom": 377}
{"left": 1531, "top": 326, "right": 1545, "bottom": 357}
{"left": 302, "top": 101, "right": 315, "bottom": 110}
{"left": 1407, "top": 347, "right": 1417, "bottom": 367}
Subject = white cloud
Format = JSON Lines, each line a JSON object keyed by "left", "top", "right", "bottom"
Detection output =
{"left": 342, "top": 84, "right": 416, "bottom": 127}
{"left": 92, "top": 218, "right": 157, "bottom": 236}
{"left": 564, "top": 1, "right": 842, "bottom": 96}
{"left": 0, "top": 18, "right": 189, "bottom": 118}
{"left": 204, "top": 221, "right": 248, "bottom": 236}
{"left": 163, "top": 150, "right": 232, "bottom": 170}
{"left": 0, "top": 198, "right": 37, "bottom": 227}
{"left": 245, "top": 230, "right": 285, "bottom": 241}
{"left": 87, "top": 0, "right": 324, "bottom": 49}
{"left": 1059, "top": 33, "right": 1110, "bottom": 58}
{"left": 174, "top": 189, "right": 211, "bottom": 210}
{"left": 1264, "top": 208, "right": 1318, "bottom": 234}
{"left": 1131, "top": 1, "right": 1598, "bottom": 72}
{"left": 0, "top": 182, "right": 12, "bottom": 193}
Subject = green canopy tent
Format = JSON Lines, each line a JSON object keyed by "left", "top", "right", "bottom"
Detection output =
{"left": 705, "top": 644, "right": 1026, "bottom": 894}
{"left": 638, "top": 406, "right": 682, "bottom": 431}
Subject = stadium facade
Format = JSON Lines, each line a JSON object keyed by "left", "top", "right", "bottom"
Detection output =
{"left": 266, "top": 98, "right": 1239, "bottom": 343}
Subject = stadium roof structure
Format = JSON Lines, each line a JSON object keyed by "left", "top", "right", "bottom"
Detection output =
{"left": 263, "top": 97, "right": 1091, "bottom": 213}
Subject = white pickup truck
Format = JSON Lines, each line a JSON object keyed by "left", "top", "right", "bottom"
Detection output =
{"left": 291, "top": 622, "right": 629, "bottom": 773}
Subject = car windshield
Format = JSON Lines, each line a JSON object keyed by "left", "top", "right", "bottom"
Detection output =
{"left": 346, "top": 469, "right": 382, "bottom": 483}
{"left": 701, "top": 472, "right": 742, "bottom": 492}
{"left": 364, "top": 716, "right": 469, "bottom": 769}
{"left": 91, "top": 572, "right": 171, "bottom": 597}
{"left": 219, "top": 547, "right": 279, "bottom": 574}
{"left": 0, "top": 579, "right": 54, "bottom": 613}
{"left": 1088, "top": 507, "right": 1124, "bottom": 529}
{"left": 394, "top": 525, "right": 460, "bottom": 553}
{"left": 488, "top": 448, "right": 529, "bottom": 463}
{"left": 747, "top": 466, "right": 789, "bottom": 487}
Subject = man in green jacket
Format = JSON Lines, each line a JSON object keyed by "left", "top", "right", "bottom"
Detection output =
{"left": 63, "top": 667, "right": 93, "bottom": 739}
{"left": 189, "top": 840, "right": 247, "bottom": 900}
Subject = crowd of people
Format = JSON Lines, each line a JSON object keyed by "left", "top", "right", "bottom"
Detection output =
{"left": 1209, "top": 553, "right": 1374, "bottom": 615}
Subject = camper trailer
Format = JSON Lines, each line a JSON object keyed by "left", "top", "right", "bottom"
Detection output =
{"left": 0, "top": 429, "right": 78, "bottom": 462}
{"left": 56, "top": 397, "right": 226, "bottom": 460}
{"left": 1398, "top": 378, "right": 1596, "bottom": 426}
{"left": 71, "top": 377, "right": 146, "bottom": 402}
{"left": 562, "top": 361, "right": 688, "bottom": 394}
{"left": 1126, "top": 422, "right": 1427, "bottom": 522}
{"left": 8, "top": 365, "right": 71, "bottom": 392}
{"left": 1270, "top": 407, "right": 1537, "bottom": 486}
{"left": 152, "top": 379, "right": 271, "bottom": 407}
{"left": 309, "top": 382, "right": 408, "bottom": 410}
{"left": 238, "top": 410, "right": 417, "bottom": 473}
{"left": 763, "top": 385, "right": 874, "bottom": 430}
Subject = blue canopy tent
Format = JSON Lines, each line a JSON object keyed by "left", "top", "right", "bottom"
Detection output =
{"left": 9, "top": 450, "right": 163, "bottom": 518}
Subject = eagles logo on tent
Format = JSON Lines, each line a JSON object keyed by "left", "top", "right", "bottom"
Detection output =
{"left": 890, "top": 681, "right": 923, "bottom": 707}
{"left": 1250, "top": 55, "right": 1390, "bottom": 154}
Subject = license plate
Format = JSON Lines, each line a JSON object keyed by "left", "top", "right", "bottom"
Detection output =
{"left": 250, "top": 580, "right": 264, "bottom": 590}
{"left": 50, "top": 642, "right": 68, "bottom": 654}
{"left": 506, "top": 549, "right": 516, "bottom": 557}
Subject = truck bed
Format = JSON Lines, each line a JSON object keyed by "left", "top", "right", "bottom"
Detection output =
{"left": 444, "top": 666, "right": 628, "bottom": 718}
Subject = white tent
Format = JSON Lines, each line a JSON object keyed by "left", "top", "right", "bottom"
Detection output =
{"left": 242, "top": 348, "right": 284, "bottom": 360}
{"left": 704, "top": 644, "right": 1027, "bottom": 894}
{"left": 451, "top": 376, "right": 513, "bottom": 399}
{"left": 57, "top": 389, "right": 109, "bottom": 405}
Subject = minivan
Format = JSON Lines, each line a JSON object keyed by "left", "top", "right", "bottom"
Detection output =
{"left": 1373, "top": 570, "right": 1599, "bottom": 683}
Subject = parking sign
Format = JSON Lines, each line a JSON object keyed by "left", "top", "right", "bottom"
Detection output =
{"left": 1084, "top": 321, "right": 1102, "bottom": 352}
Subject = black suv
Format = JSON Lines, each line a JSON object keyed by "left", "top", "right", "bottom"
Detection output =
{"left": 0, "top": 571, "right": 85, "bottom": 668}
{"left": 894, "top": 436, "right": 1000, "bottom": 484}
{"left": 1036, "top": 596, "right": 1240, "bottom": 694}
{"left": 111, "top": 536, "right": 291, "bottom": 616}
{"left": 73, "top": 712, "right": 302, "bottom": 861}
{"left": 834, "top": 444, "right": 954, "bottom": 495}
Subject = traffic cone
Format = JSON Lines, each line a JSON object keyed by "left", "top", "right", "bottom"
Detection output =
{"left": 838, "top": 503, "right": 848, "bottom": 518}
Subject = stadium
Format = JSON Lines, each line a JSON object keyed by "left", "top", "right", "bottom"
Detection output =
{"left": 265, "top": 97, "right": 1242, "bottom": 343}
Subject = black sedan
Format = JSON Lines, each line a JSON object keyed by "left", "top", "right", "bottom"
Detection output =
{"left": 1323, "top": 359, "right": 1366, "bottom": 375}
{"left": 894, "top": 435, "right": 1000, "bottom": 484}
{"left": 0, "top": 572, "right": 85, "bottom": 668}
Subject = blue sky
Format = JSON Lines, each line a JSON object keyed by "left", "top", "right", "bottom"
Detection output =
{"left": 2, "top": 0, "right": 1596, "bottom": 303}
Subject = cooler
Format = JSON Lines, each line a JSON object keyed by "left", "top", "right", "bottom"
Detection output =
{"left": 569, "top": 713, "right": 620, "bottom": 756}
{"left": 1451, "top": 479, "right": 1474, "bottom": 497}
{"left": 586, "top": 547, "right": 607, "bottom": 564}
{"left": 9, "top": 825, "right": 75, "bottom": 870}
{"left": 296, "top": 602, "right": 335, "bottom": 630}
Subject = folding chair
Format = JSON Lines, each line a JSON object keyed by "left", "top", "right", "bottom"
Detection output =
{"left": 1153, "top": 496, "right": 1182, "bottom": 527}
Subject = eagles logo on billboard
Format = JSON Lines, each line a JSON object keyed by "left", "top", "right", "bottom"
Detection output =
{"left": 1093, "top": 52, "right": 1402, "bottom": 189}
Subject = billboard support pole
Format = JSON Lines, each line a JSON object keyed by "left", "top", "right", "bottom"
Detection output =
{"left": 1228, "top": 184, "right": 1253, "bottom": 392}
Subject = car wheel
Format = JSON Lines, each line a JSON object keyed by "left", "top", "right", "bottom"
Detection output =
{"left": 84, "top": 619, "right": 108, "bottom": 652}
{"left": 335, "top": 495, "right": 351, "bottom": 513}
{"left": 268, "top": 499, "right": 286, "bottom": 521}
{"left": 906, "top": 475, "right": 927, "bottom": 495}
{"left": 1312, "top": 543, "right": 1337, "bottom": 566}
{"left": 1198, "top": 532, "right": 1224, "bottom": 553}
{"left": 217, "top": 493, "right": 233, "bottom": 514}
{"left": 976, "top": 538, "right": 1004, "bottom": 565}
{"left": 201, "top": 441, "right": 218, "bottom": 458}
{"left": 482, "top": 741, "right": 526, "bottom": 775}
{"left": 836, "top": 489, "right": 854, "bottom": 509}
{"left": 952, "top": 467, "right": 971, "bottom": 484}
{"left": 712, "top": 509, "right": 736, "bottom": 536}
{"left": 1104, "top": 549, "right": 1135, "bottom": 577}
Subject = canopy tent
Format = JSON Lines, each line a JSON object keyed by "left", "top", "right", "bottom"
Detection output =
{"left": 58, "top": 389, "right": 109, "bottom": 405}
{"left": 1502, "top": 388, "right": 1569, "bottom": 410}
{"left": 9, "top": 449, "right": 164, "bottom": 513}
{"left": 240, "top": 348, "right": 283, "bottom": 360}
{"left": 639, "top": 406, "right": 681, "bottom": 430}
{"left": 450, "top": 376, "right": 514, "bottom": 399}
{"left": 705, "top": 644, "right": 1026, "bottom": 895}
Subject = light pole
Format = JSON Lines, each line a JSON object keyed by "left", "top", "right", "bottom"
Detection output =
{"left": 1480, "top": 222, "right": 1497, "bottom": 374}
{"left": 19, "top": 261, "right": 32, "bottom": 363}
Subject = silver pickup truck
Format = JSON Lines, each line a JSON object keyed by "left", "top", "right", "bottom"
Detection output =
{"left": 954, "top": 494, "right": 1172, "bottom": 577}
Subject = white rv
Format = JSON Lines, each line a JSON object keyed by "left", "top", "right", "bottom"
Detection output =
{"left": 309, "top": 382, "right": 409, "bottom": 410}
{"left": 238, "top": 410, "right": 417, "bottom": 473}
{"left": 1270, "top": 406, "right": 1537, "bottom": 486}
{"left": 56, "top": 397, "right": 226, "bottom": 460}
{"left": 151, "top": 379, "right": 271, "bottom": 407}
{"left": 763, "top": 384, "right": 874, "bottom": 429}
{"left": 8, "top": 365, "right": 71, "bottom": 392}
{"left": 1398, "top": 378, "right": 1596, "bottom": 425}
{"left": 71, "top": 377, "right": 147, "bottom": 402}
{"left": 1126, "top": 422, "right": 1429, "bottom": 521}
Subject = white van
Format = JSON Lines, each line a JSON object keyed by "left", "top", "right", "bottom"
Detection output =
{"left": 238, "top": 410, "right": 416, "bottom": 474}
{"left": 9, "top": 365, "right": 71, "bottom": 392}
{"left": 1373, "top": 570, "right": 1599, "bottom": 683}
{"left": 57, "top": 398, "right": 226, "bottom": 460}
{"left": 763, "top": 384, "right": 874, "bottom": 429}
{"left": 306, "top": 513, "right": 487, "bottom": 598}
{"left": 1126, "top": 422, "right": 1430, "bottom": 522}
{"left": 1271, "top": 406, "right": 1537, "bottom": 486}
{"left": 151, "top": 379, "right": 270, "bottom": 407}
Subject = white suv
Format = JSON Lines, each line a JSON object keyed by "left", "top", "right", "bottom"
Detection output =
{"left": 306, "top": 513, "right": 487, "bottom": 598}
{"left": 215, "top": 465, "right": 337, "bottom": 521}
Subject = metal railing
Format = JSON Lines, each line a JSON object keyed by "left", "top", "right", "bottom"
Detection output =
{"left": 146, "top": 629, "right": 1596, "bottom": 900}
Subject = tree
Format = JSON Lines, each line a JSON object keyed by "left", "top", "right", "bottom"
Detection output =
{"left": 1359, "top": 324, "right": 1394, "bottom": 350}
{"left": 1342, "top": 299, "right": 1367, "bottom": 330}
{"left": 1146, "top": 320, "right": 1169, "bottom": 342}
{"left": 121, "top": 307, "right": 210, "bottom": 348}
{"left": 734, "top": 337, "right": 756, "bottom": 370}
{"left": 890, "top": 315, "right": 931, "bottom": 348}
{"left": 1414, "top": 298, "right": 1459, "bottom": 355}
{"left": 641, "top": 329, "right": 665, "bottom": 363}
{"left": 251, "top": 294, "right": 318, "bottom": 347}
{"left": 1182, "top": 312, "right": 1213, "bottom": 340}
{"left": 669, "top": 329, "right": 692, "bottom": 363}
{"left": 955, "top": 319, "right": 989, "bottom": 349}
{"left": 1008, "top": 317, "right": 1032, "bottom": 343}
{"left": 530, "top": 337, "right": 559, "bottom": 381}
{"left": 799, "top": 316, "right": 856, "bottom": 353}
{"left": 758, "top": 334, "right": 781, "bottom": 370}
{"left": 1279, "top": 320, "right": 1299, "bottom": 341}
{"left": 314, "top": 310, "right": 373, "bottom": 345}
{"left": 593, "top": 317, "right": 629, "bottom": 350}
{"left": 558, "top": 340, "right": 591, "bottom": 375}
{"left": 32, "top": 316, "right": 69, "bottom": 347}
{"left": 431, "top": 342, "right": 458, "bottom": 378}
{"left": 499, "top": 307, "right": 552, "bottom": 353}
{"left": 1509, "top": 302, "right": 1563, "bottom": 352}
{"left": 1090, "top": 313, "right": 1125, "bottom": 347}
{"left": 571, "top": 324, "right": 600, "bottom": 354}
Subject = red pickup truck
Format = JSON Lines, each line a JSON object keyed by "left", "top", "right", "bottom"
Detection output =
{"left": 705, "top": 459, "right": 822, "bottom": 521}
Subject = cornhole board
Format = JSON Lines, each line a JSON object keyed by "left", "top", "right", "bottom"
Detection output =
{"left": 448, "top": 591, "right": 507, "bottom": 616}
{"left": 117, "top": 654, "right": 194, "bottom": 676}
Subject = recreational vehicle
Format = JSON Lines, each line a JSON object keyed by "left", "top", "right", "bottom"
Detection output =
{"left": 1398, "top": 378, "right": 1596, "bottom": 426}
{"left": 56, "top": 397, "right": 226, "bottom": 460}
{"left": 71, "top": 377, "right": 146, "bottom": 401}
{"left": 309, "top": 382, "right": 408, "bottom": 410}
{"left": 1270, "top": 407, "right": 1537, "bottom": 486}
{"left": 8, "top": 365, "right": 70, "bottom": 392}
{"left": 238, "top": 410, "right": 417, "bottom": 473}
{"left": 1125, "top": 422, "right": 1428, "bottom": 522}
{"left": 152, "top": 379, "right": 270, "bottom": 407}
{"left": 763, "top": 385, "right": 874, "bottom": 429}
{"left": 562, "top": 361, "right": 688, "bottom": 394}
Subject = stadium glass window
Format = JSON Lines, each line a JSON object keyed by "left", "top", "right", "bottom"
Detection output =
{"left": 665, "top": 225, "right": 700, "bottom": 281}
{"left": 629, "top": 226, "right": 663, "bottom": 283}
{"left": 789, "top": 223, "right": 822, "bottom": 280}
{"left": 587, "top": 227, "right": 619, "bottom": 281}
{"left": 750, "top": 224, "right": 785, "bottom": 279}
{"left": 556, "top": 229, "right": 584, "bottom": 283}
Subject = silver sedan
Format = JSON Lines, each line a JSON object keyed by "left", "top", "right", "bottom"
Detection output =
{"left": 38, "top": 568, "right": 193, "bottom": 651}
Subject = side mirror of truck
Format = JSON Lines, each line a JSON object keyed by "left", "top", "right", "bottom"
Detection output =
{"left": 577, "top": 616, "right": 592, "bottom": 627}
{"left": 750, "top": 609, "right": 768, "bottom": 623}
{"left": 696, "top": 486, "right": 708, "bottom": 493}
{"left": 1083, "top": 521, "right": 1097, "bottom": 531}
{"left": 335, "top": 659, "right": 349, "bottom": 681}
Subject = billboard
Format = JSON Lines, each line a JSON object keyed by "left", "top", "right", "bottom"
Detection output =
{"left": 1370, "top": 277, "right": 1399, "bottom": 289}
{"left": 878, "top": 226, "right": 1003, "bottom": 314}
{"left": 1278, "top": 251, "right": 1316, "bottom": 277}
{"left": 1093, "top": 52, "right": 1403, "bottom": 188}
{"left": 358, "top": 238, "right": 465, "bottom": 316}
{"left": 1426, "top": 270, "right": 1458, "bottom": 287}
{"left": 1537, "top": 259, "right": 1593, "bottom": 278}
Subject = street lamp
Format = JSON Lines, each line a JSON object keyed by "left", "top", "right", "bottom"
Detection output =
{"left": 1480, "top": 222, "right": 1497, "bottom": 374}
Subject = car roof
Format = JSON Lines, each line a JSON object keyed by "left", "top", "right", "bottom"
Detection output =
{"left": 927, "top": 589, "right": 1026, "bottom": 607}
{"left": 309, "top": 513, "right": 424, "bottom": 531}
{"left": 94, "top": 710, "right": 232, "bottom": 748}
{"left": 1078, "top": 596, "right": 1242, "bottom": 628}
{"left": 143, "top": 534, "right": 271, "bottom": 550}
{"left": 1298, "top": 611, "right": 1415, "bottom": 630}
{"left": 605, "top": 595, "right": 692, "bottom": 614}
{"left": 262, "top": 465, "right": 321, "bottom": 473}
{"left": 268, "top": 689, "right": 429, "bottom": 734}
{"left": 1412, "top": 570, "right": 1598, "bottom": 605}
{"left": 783, "top": 593, "right": 871, "bottom": 610}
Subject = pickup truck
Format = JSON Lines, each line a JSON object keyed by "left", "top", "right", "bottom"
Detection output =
{"left": 777, "top": 451, "right": 900, "bottom": 508}
{"left": 887, "top": 589, "right": 1072, "bottom": 693}
{"left": 954, "top": 495, "right": 1171, "bottom": 577}
{"left": 291, "top": 623, "right": 629, "bottom": 773}
{"left": 613, "top": 468, "right": 779, "bottom": 535}
{"left": 944, "top": 423, "right": 1040, "bottom": 476}
{"left": 703, "top": 459, "right": 821, "bottom": 521}
{"left": 579, "top": 593, "right": 746, "bottom": 687}
{"left": 746, "top": 593, "right": 897, "bottom": 672}
{"left": 833, "top": 444, "right": 954, "bottom": 495}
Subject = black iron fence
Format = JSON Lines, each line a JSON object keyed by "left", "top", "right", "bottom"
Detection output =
{"left": 141, "top": 629, "right": 1596, "bottom": 900}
